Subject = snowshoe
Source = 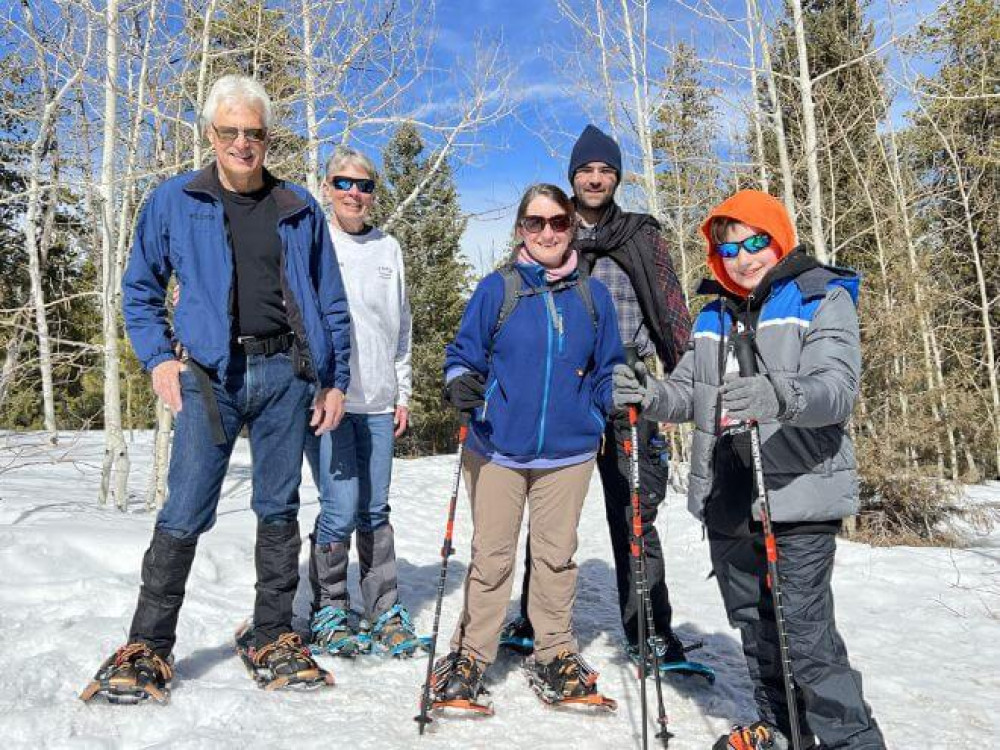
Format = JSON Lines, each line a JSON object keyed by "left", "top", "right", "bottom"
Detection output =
{"left": 524, "top": 651, "right": 617, "bottom": 711}
{"left": 427, "top": 651, "right": 493, "bottom": 715}
{"left": 625, "top": 635, "right": 716, "bottom": 684}
{"left": 310, "top": 606, "right": 368, "bottom": 657}
{"left": 235, "top": 622, "right": 335, "bottom": 691}
{"left": 79, "top": 642, "right": 173, "bottom": 705}
{"left": 369, "top": 604, "right": 430, "bottom": 658}
{"left": 712, "top": 721, "right": 814, "bottom": 750}
{"left": 498, "top": 615, "right": 535, "bottom": 654}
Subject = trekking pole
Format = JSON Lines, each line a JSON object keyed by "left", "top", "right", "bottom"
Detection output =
{"left": 415, "top": 416, "right": 469, "bottom": 735}
{"left": 732, "top": 330, "right": 802, "bottom": 750}
{"left": 624, "top": 345, "right": 671, "bottom": 748}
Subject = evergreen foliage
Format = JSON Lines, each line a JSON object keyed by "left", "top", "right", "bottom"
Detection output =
{"left": 371, "top": 123, "right": 471, "bottom": 455}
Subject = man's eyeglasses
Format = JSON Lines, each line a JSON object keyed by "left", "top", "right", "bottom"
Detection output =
{"left": 328, "top": 175, "right": 376, "bottom": 194}
{"left": 211, "top": 124, "right": 268, "bottom": 143}
{"left": 519, "top": 214, "right": 573, "bottom": 234}
{"left": 714, "top": 232, "right": 771, "bottom": 259}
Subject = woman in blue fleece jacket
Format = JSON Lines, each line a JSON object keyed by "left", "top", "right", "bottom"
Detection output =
{"left": 432, "top": 184, "right": 623, "bottom": 706}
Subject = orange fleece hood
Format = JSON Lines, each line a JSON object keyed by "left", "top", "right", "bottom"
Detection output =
{"left": 700, "top": 190, "right": 796, "bottom": 298}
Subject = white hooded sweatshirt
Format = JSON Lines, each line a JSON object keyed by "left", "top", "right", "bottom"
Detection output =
{"left": 331, "top": 224, "right": 412, "bottom": 414}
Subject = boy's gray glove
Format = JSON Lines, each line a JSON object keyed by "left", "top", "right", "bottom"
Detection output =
{"left": 613, "top": 362, "right": 657, "bottom": 412}
{"left": 719, "top": 373, "right": 782, "bottom": 421}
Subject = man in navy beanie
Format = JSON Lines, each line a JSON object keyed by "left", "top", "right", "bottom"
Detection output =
{"left": 502, "top": 125, "right": 696, "bottom": 670}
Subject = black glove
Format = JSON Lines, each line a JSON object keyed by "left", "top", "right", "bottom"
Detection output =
{"left": 443, "top": 372, "right": 486, "bottom": 413}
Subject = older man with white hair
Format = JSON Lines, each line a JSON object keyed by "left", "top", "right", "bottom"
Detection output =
{"left": 81, "top": 74, "right": 351, "bottom": 702}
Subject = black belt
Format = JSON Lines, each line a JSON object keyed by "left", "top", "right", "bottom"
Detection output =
{"left": 235, "top": 331, "right": 295, "bottom": 356}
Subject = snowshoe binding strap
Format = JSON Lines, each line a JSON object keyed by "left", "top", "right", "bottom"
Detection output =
{"left": 238, "top": 629, "right": 335, "bottom": 691}
{"left": 79, "top": 642, "right": 173, "bottom": 704}
{"left": 370, "top": 604, "right": 429, "bottom": 657}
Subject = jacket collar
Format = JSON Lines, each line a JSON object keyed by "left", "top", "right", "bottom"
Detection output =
{"left": 183, "top": 163, "right": 309, "bottom": 221}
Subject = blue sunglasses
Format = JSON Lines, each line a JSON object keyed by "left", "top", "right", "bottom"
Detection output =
{"left": 714, "top": 232, "right": 771, "bottom": 259}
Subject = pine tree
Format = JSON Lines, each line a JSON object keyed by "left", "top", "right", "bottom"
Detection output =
{"left": 651, "top": 42, "right": 721, "bottom": 305}
{"left": 371, "top": 123, "right": 470, "bottom": 455}
{"left": 909, "top": 0, "right": 1000, "bottom": 479}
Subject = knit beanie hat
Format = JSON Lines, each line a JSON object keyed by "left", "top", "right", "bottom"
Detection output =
{"left": 568, "top": 125, "right": 622, "bottom": 182}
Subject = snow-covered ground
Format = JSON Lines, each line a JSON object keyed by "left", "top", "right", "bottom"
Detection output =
{"left": 1, "top": 431, "right": 998, "bottom": 749}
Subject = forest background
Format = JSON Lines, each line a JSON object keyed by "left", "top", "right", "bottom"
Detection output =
{"left": 1, "top": 0, "right": 996, "bottom": 543}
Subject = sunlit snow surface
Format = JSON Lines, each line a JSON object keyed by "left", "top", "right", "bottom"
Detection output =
{"left": 1, "top": 431, "right": 998, "bottom": 749}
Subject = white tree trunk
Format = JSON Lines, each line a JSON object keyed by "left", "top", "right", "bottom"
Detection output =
{"left": 98, "top": 0, "right": 130, "bottom": 510}
{"left": 618, "top": 0, "right": 662, "bottom": 222}
{"left": 146, "top": 400, "right": 173, "bottom": 510}
{"left": 745, "top": 0, "right": 769, "bottom": 192}
{"left": 302, "top": 0, "right": 321, "bottom": 200}
{"left": 192, "top": 0, "right": 218, "bottom": 168}
{"left": 789, "top": 0, "right": 826, "bottom": 260}
{"left": 752, "top": 0, "right": 795, "bottom": 218}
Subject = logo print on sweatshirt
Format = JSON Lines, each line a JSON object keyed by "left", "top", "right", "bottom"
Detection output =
{"left": 378, "top": 266, "right": 393, "bottom": 279}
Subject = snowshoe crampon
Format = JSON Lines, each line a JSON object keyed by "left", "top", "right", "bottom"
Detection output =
{"left": 310, "top": 606, "right": 368, "bottom": 658}
{"left": 235, "top": 623, "right": 334, "bottom": 691}
{"left": 79, "top": 642, "right": 173, "bottom": 705}
{"left": 370, "top": 604, "right": 430, "bottom": 658}
{"left": 713, "top": 722, "right": 801, "bottom": 750}
{"left": 524, "top": 652, "right": 617, "bottom": 712}
{"left": 425, "top": 652, "right": 493, "bottom": 716}
{"left": 498, "top": 615, "right": 535, "bottom": 655}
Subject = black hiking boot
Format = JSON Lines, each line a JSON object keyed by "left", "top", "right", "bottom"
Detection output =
{"left": 432, "top": 651, "right": 487, "bottom": 702}
{"left": 535, "top": 650, "right": 598, "bottom": 699}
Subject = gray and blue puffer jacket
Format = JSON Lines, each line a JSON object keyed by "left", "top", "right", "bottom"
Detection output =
{"left": 646, "top": 250, "right": 862, "bottom": 524}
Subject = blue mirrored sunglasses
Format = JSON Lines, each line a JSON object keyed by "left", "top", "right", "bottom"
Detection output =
{"left": 329, "top": 175, "right": 376, "bottom": 194}
{"left": 714, "top": 232, "right": 771, "bottom": 259}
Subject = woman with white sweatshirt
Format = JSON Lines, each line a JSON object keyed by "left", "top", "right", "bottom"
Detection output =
{"left": 304, "top": 146, "right": 421, "bottom": 657}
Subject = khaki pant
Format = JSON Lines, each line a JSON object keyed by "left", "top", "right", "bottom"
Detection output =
{"left": 450, "top": 450, "right": 594, "bottom": 665}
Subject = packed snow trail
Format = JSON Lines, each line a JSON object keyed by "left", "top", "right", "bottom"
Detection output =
{"left": 1, "top": 431, "right": 998, "bottom": 748}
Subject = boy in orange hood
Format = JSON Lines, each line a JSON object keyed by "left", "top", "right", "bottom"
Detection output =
{"left": 615, "top": 190, "right": 885, "bottom": 750}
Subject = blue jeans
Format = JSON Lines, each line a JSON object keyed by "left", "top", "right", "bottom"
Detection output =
{"left": 156, "top": 351, "right": 312, "bottom": 539}
{"left": 305, "top": 412, "right": 395, "bottom": 545}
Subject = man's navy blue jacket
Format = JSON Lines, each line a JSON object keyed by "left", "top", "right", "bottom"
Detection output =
{"left": 122, "top": 164, "right": 351, "bottom": 391}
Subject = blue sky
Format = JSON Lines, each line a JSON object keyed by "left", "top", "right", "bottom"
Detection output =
{"left": 409, "top": 0, "right": 947, "bottom": 274}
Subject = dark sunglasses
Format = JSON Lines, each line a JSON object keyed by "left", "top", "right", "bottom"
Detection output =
{"left": 714, "top": 232, "right": 771, "bottom": 259}
{"left": 519, "top": 214, "right": 573, "bottom": 234}
{"left": 328, "top": 175, "right": 376, "bottom": 194}
{"left": 211, "top": 124, "right": 268, "bottom": 143}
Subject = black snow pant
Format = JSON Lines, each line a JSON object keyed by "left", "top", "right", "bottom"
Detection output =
{"left": 519, "top": 418, "right": 673, "bottom": 645}
{"left": 709, "top": 531, "right": 885, "bottom": 750}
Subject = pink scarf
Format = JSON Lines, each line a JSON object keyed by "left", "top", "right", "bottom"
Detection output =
{"left": 516, "top": 242, "right": 579, "bottom": 283}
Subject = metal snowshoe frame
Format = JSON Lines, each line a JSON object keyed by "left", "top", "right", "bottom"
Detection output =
{"left": 79, "top": 643, "right": 173, "bottom": 705}
{"left": 523, "top": 653, "right": 617, "bottom": 712}
{"left": 235, "top": 622, "right": 334, "bottom": 691}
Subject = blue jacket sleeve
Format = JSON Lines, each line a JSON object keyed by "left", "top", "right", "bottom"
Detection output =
{"left": 443, "top": 273, "right": 504, "bottom": 383}
{"left": 312, "top": 202, "right": 352, "bottom": 391}
{"left": 122, "top": 190, "right": 176, "bottom": 372}
{"left": 589, "top": 279, "right": 625, "bottom": 416}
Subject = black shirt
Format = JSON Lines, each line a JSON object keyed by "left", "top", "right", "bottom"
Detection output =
{"left": 219, "top": 174, "right": 289, "bottom": 338}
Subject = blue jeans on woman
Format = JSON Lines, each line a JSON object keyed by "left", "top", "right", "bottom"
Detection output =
{"left": 305, "top": 412, "right": 399, "bottom": 621}
{"left": 305, "top": 412, "right": 395, "bottom": 544}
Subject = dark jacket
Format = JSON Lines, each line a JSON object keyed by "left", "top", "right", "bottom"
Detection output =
{"left": 122, "top": 164, "right": 351, "bottom": 390}
{"left": 575, "top": 202, "right": 691, "bottom": 371}
{"left": 445, "top": 263, "right": 624, "bottom": 462}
